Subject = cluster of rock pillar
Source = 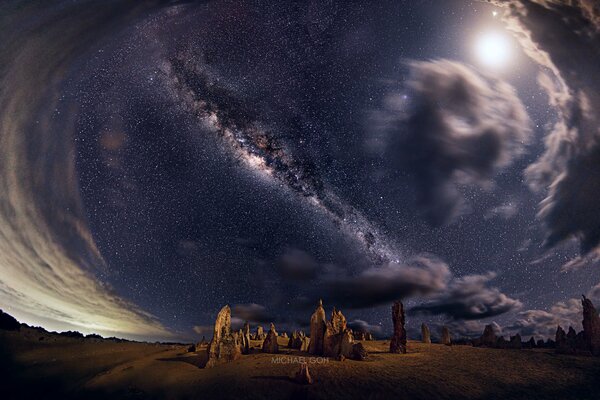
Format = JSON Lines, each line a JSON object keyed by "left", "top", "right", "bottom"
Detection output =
{"left": 470, "top": 295, "right": 600, "bottom": 355}
{"left": 555, "top": 295, "right": 600, "bottom": 355}
{"left": 203, "top": 295, "right": 600, "bottom": 369}
{"left": 308, "top": 300, "right": 368, "bottom": 360}
{"left": 204, "top": 300, "right": 376, "bottom": 368}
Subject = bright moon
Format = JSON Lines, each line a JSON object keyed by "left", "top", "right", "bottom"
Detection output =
{"left": 475, "top": 32, "right": 512, "bottom": 68}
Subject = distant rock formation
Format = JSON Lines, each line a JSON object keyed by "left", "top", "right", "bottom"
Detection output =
{"left": 262, "top": 323, "right": 279, "bottom": 354}
{"left": 480, "top": 324, "right": 497, "bottom": 347}
{"left": 300, "top": 336, "right": 310, "bottom": 352}
{"left": 59, "top": 331, "right": 84, "bottom": 338}
{"left": 253, "top": 325, "right": 266, "bottom": 341}
{"left": 508, "top": 334, "right": 522, "bottom": 349}
{"left": 198, "top": 336, "right": 207, "bottom": 347}
{"left": 206, "top": 305, "right": 242, "bottom": 368}
{"left": 575, "top": 331, "right": 587, "bottom": 351}
{"left": 288, "top": 331, "right": 298, "bottom": 348}
{"left": 354, "top": 331, "right": 374, "bottom": 341}
{"left": 0, "top": 310, "right": 21, "bottom": 331}
{"left": 582, "top": 295, "right": 600, "bottom": 356}
{"left": 309, "top": 300, "right": 326, "bottom": 355}
{"left": 241, "top": 322, "right": 251, "bottom": 354}
{"left": 421, "top": 323, "right": 431, "bottom": 344}
{"left": 567, "top": 326, "right": 577, "bottom": 344}
{"left": 525, "top": 337, "right": 536, "bottom": 349}
{"left": 389, "top": 301, "right": 407, "bottom": 353}
{"left": 555, "top": 325, "right": 572, "bottom": 354}
{"left": 294, "top": 363, "right": 313, "bottom": 384}
{"left": 288, "top": 330, "right": 305, "bottom": 349}
{"left": 496, "top": 336, "right": 507, "bottom": 349}
{"left": 441, "top": 326, "right": 451, "bottom": 346}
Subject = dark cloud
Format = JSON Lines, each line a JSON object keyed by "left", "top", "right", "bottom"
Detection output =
{"left": 231, "top": 303, "right": 274, "bottom": 324}
{"left": 347, "top": 319, "right": 383, "bottom": 335}
{"left": 488, "top": 0, "right": 600, "bottom": 255}
{"left": 192, "top": 325, "right": 213, "bottom": 336}
{"left": 411, "top": 272, "right": 522, "bottom": 320}
{"left": 373, "top": 60, "right": 531, "bottom": 225}
{"left": 322, "top": 255, "right": 451, "bottom": 309}
{"left": 278, "top": 248, "right": 319, "bottom": 282}
{"left": 436, "top": 320, "right": 502, "bottom": 339}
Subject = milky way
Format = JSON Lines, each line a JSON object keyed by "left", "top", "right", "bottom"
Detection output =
{"left": 163, "top": 52, "right": 404, "bottom": 265}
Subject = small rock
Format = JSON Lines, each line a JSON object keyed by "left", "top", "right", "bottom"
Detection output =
{"left": 294, "top": 363, "right": 313, "bottom": 385}
{"left": 352, "top": 342, "right": 368, "bottom": 361}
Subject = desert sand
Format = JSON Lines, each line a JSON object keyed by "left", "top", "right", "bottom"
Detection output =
{"left": 2, "top": 327, "right": 600, "bottom": 400}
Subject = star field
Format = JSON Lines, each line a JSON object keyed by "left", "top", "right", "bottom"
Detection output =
{"left": 1, "top": 0, "right": 600, "bottom": 341}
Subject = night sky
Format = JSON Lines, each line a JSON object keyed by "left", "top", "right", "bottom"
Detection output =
{"left": 1, "top": 0, "right": 600, "bottom": 342}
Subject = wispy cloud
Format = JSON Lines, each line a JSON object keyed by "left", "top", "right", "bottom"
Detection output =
{"left": 0, "top": 1, "right": 172, "bottom": 341}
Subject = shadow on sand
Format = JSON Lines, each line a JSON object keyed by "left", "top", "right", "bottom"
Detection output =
{"left": 158, "top": 352, "right": 208, "bottom": 368}
{"left": 250, "top": 375, "right": 294, "bottom": 383}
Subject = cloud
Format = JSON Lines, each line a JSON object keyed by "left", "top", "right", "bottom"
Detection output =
{"left": 322, "top": 255, "right": 452, "bottom": 309}
{"left": 411, "top": 272, "right": 523, "bottom": 320}
{"left": 193, "top": 325, "right": 213, "bottom": 336}
{"left": 231, "top": 303, "right": 274, "bottom": 324}
{"left": 278, "top": 248, "right": 319, "bottom": 281}
{"left": 503, "top": 282, "right": 600, "bottom": 338}
{"left": 373, "top": 59, "right": 531, "bottom": 225}
{"left": 503, "top": 299, "right": 582, "bottom": 338}
{"left": 436, "top": 320, "right": 502, "bottom": 339}
{"left": 484, "top": 201, "right": 519, "bottom": 220}
{"left": 0, "top": 1, "right": 172, "bottom": 340}
{"left": 347, "top": 319, "right": 383, "bottom": 335}
{"left": 279, "top": 251, "right": 520, "bottom": 318}
{"left": 487, "top": 0, "right": 600, "bottom": 255}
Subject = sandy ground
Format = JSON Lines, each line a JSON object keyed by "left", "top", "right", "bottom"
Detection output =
{"left": 2, "top": 328, "right": 600, "bottom": 400}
